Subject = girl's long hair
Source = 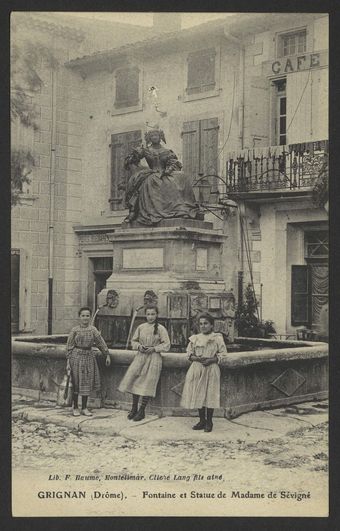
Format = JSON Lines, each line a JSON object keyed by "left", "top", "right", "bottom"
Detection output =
{"left": 145, "top": 304, "right": 159, "bottom": 335}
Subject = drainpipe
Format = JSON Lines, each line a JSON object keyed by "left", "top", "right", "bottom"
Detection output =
{"left": 235, "top": 199, "right": 248, "bottom": 311}
{"left": 239, "top": 46, "right": 245, "bottom": 149}
{"left": 224, "top": 28, "right": 245, "bottom": 149}
{"left": 48, "top": 68, "right": 57, "bottom": 334}
{"left": 224, "top": 29, "right": 246, "bottom": 305}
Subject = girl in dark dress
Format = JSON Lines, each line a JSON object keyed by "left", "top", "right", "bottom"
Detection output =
{"left": 66, "top": 307, "right": 111, "bottom": 416}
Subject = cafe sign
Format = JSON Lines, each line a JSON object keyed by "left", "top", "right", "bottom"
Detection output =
{"left": 263, "top": 50, "right": 328, "bottom": 77}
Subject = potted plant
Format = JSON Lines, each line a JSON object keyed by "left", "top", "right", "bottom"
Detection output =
{"left": 235, "top": 284, "right": 276, "bottom": 338}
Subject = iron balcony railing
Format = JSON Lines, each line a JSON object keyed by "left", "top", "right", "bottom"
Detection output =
{"left": 226, "top": 140, "right": 328, "bottom": 194}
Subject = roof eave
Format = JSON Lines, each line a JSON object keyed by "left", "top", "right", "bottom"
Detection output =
{"left": 65, "top": 22, "right": 229, "bottom": 71}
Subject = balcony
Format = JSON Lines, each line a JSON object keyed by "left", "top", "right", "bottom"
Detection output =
{"left": 226, "top": 140, "right": 328, "bottom": 199}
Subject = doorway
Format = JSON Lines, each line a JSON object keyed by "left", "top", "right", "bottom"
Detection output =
{"left": 88, "top": 257, "right": 113, "bottom": 311}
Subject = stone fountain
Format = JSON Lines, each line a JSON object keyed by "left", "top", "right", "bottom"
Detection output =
{"left": 95, "top": 127, "right": 235, "bottom": 350}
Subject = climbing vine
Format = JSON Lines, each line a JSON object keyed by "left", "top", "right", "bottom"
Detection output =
{"left": 11, "top": 23, "right": 58, "bottom": 206}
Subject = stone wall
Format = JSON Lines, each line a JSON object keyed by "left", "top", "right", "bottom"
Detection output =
{"left": 12, "top": 337, "right": 328, "bottom": 418}
{"left": 11, "top": 19, "right": 86, "bottom": 334}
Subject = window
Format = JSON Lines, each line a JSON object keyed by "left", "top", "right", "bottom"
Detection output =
{"left": 187, "top": 49, "right": 216, "bottom": 95}
{"left": 278, "top": 30, "right": 306, "bottom": 57}
{"left": 114, "top": 67, "right": 140, "bottom": 108}
{"left": 182, "top": 117, "right": 219, "bottom": 181}
{"left": 291, "top": 265, "right": 309, "bottom": 326}
{"left": 291, "top": 230, "right": 328, "bottom": 332}
{"left": 305, "top": 231, "right": 329, "bottom": 259}
{"left": 109, "top": 130, "right": 142, "bottom": 210}
{"left": 88, "top": 257, "right": 113, "bottom": 311}
{"left": 273, "top": 79, "right": 287, "bottom": 145}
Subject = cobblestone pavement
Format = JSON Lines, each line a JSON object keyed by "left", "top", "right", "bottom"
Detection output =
{"left": 12, "top": 400, "right": 328, "bottom": 494}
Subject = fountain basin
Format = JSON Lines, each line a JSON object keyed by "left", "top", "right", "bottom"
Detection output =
{"left": 12, "top": 335, "right": 328, "bottom": 418}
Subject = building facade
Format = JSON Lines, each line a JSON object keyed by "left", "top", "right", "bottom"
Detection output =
{"left": 11, "top": 13, "right": 328, "bottom": 338}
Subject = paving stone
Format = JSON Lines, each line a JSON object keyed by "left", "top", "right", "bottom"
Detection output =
{"left": 260, "top": 408, "right": 328, "bottom": 428}
{"left": 80, "top": 411, "right": 158, "bottom": 435}
{"left": 12, "top": 400, "right": 328, "bottom": 444}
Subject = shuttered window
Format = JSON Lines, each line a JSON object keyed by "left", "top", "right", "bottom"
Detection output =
{"left": 110, "top": 130, "right": 142, "bottom": 210}
{"left": 182, "top": 118, "right": 219, "bottom": 197}
{"left": 115, "top": 67, "right": 139, "bottom": 108}
{"left": 187, "top": 49, "right": 216, "bottom": 95}
{"left": 291, "top": 265, "right": 309, "bottom": 326}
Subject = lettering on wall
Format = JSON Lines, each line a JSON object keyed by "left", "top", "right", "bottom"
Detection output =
{"left": 264, "top": 51, "right": 328, "bottom": 77}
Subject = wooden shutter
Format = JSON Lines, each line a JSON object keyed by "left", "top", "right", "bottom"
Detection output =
{"left": 187, "top": 49, "right": 216, "bottom": 95}
{"left": 200, "top": 118, "right": 219, "bottom": 192}
{"left": 291, "top": 265, "right": 309, "bottom": 326}
{"left": 182, "top": 120, "right": 199, "bottom": 180}
{"left": 182, "top": 118, "right": 219, "bottom": 197}
{"left": 11, "top": 250, "right": 20, "bottom": 334}
{"left": 311, "top": 68, "right": 328, "bottom": 141}
{"left": 286, "top": 71, "right": 312, "bottom": 144}
{"left": 247, "top": 77, "right": 270, "bottom": 147}
{"left": 115, "top": 67, "right": 139, "bottom": 108}
{"left": 110, "top": 130, "right": 141, "bottom": 210}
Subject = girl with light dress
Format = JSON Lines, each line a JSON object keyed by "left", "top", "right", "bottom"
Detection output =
{"left": 66, "top": 307, "right": 111, "bottom": 416}
{"left": 181, "top": 313, "right": 227, "bottom": 432}
{"left": 118, "top": 305, "right": 170, "bottom": 421}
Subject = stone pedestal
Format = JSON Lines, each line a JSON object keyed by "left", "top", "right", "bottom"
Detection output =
{"left": 97, "top": 220, "right": 235, "bottom": 350}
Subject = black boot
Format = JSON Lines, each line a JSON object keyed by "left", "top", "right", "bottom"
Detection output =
{"left": 204, "top": 408, "right": 214, "bottom": 432}
{"left": 127, "top": 394, "right": 139, "bottom": 420}
{"left": 192, "top": 408, "right": 206, "bottom": 430}
{"left": 133, "top": 396, "right": 148, "bottom": 421}
{"left": 132, "top": 407, "right": 145, "bottom": 421}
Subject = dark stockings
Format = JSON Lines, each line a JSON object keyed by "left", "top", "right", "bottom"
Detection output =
{"left": 73, "top": 392, "right": 79, "bottom": 409}
{"left": 81, "top": 395, "right": 88, "bottom": 410}
{"left": 141, "top": 396, "right": 149, "bottom": 408}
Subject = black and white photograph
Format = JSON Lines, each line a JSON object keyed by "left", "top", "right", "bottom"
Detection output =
{"left": 10, "top": 11, "right": 329, "bottom": 517}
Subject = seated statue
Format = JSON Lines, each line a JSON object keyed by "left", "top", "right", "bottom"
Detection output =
{"left": 121, "top": 127, "right": 203, "bottom": 225}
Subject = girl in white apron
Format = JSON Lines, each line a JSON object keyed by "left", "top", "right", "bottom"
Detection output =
{"left": 118, "top": 305, "right": 170, "bottom": 421}
{"left": 181, "top": 313, "right": 227, "bottom": 432}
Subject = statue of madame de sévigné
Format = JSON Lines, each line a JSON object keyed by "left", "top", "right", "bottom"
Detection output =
{"left": 122, "top": 127, "right": 202, "bottom": 225}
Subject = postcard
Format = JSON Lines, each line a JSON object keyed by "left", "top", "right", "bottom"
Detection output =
{"left": 11, "top": 10, "right": 329, "bottom": 517}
